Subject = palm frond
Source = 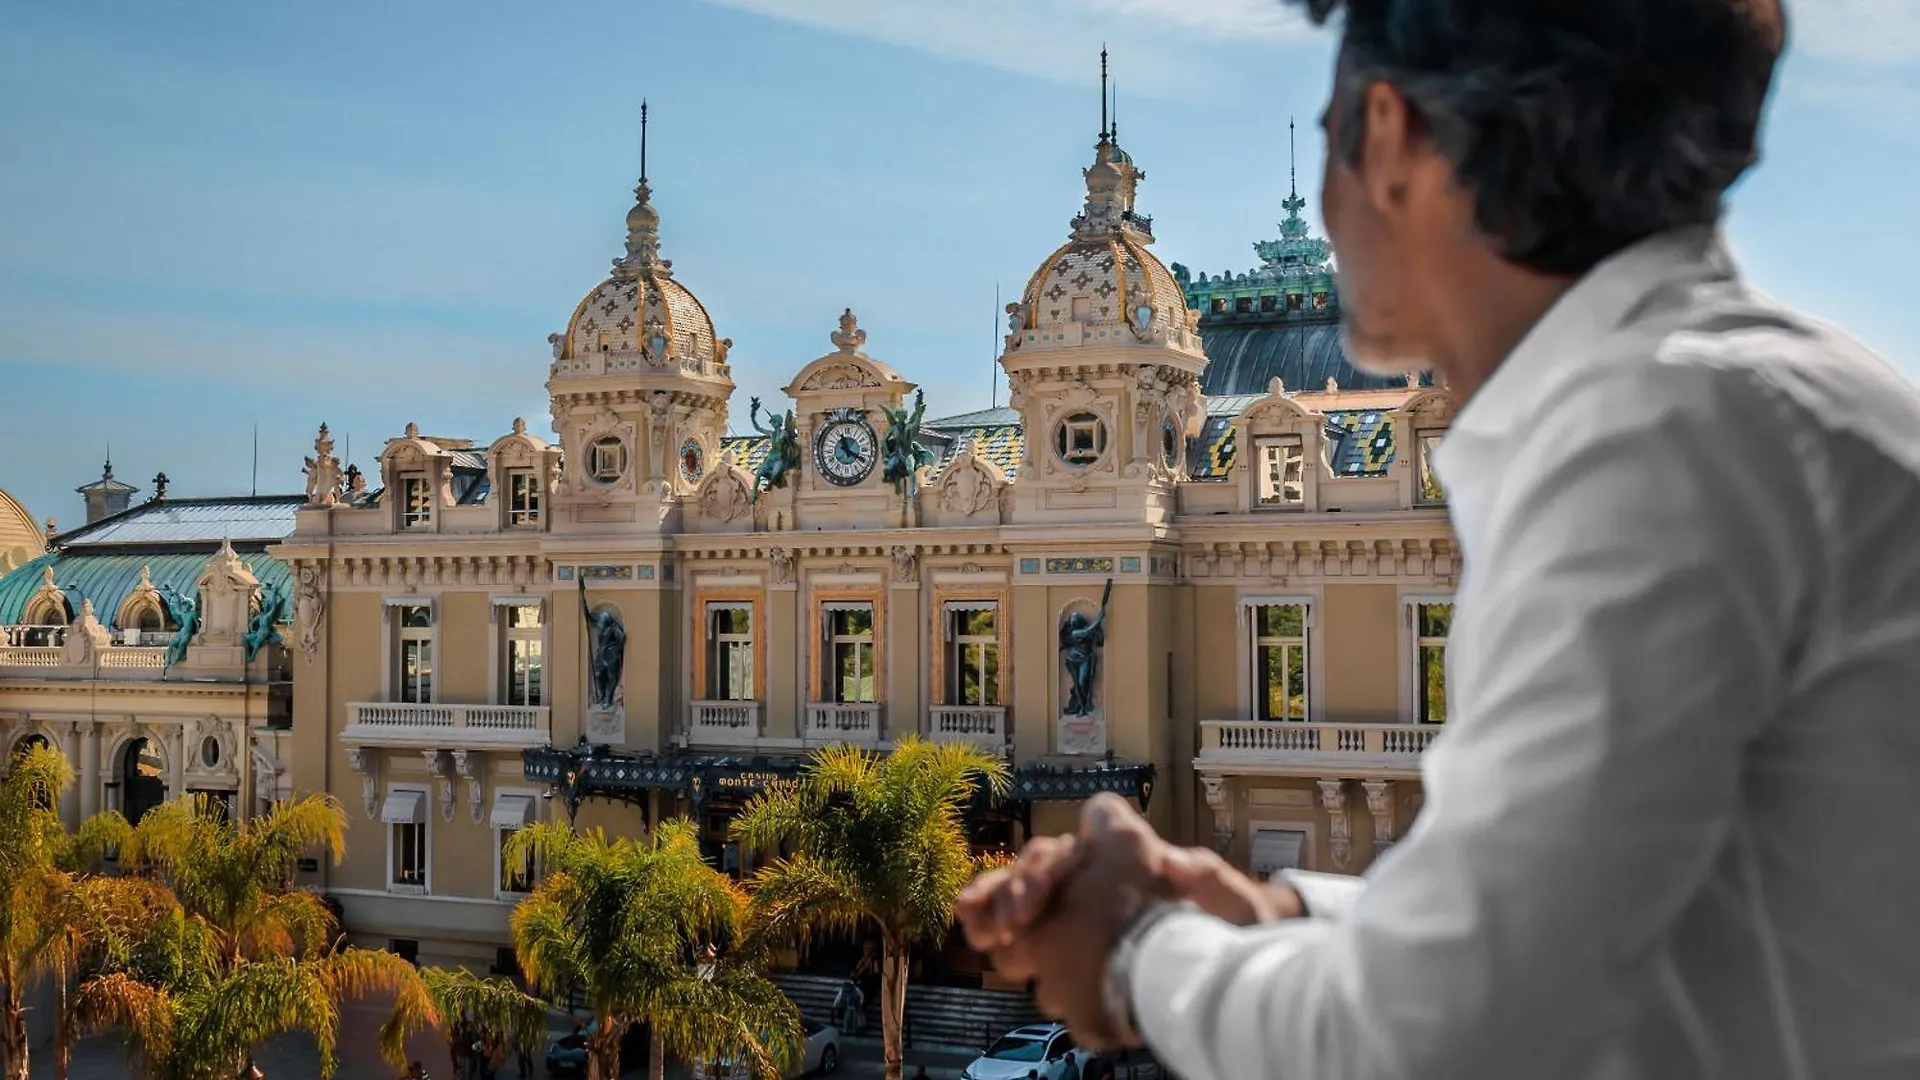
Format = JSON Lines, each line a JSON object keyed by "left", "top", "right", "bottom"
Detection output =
{"left": 422, "top": 966, "right": 548, "bottom": 1056}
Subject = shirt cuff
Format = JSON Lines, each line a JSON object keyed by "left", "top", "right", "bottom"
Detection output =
{"left": 1280, "top": 869, "right": 1366, "bottom": 921}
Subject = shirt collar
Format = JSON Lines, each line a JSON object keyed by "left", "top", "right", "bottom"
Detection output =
{"left": 1444, "top": 226, "right": 1736, "bottom": 444}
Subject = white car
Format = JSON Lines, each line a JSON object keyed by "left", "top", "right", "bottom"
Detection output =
{"left": 961, "top": 1024, "right": 1094, "bottom": 1080}
{"left": 694, "top": 1019, "right": 841, "bottom": 1080}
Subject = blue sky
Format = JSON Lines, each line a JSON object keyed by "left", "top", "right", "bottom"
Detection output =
{"left": 1, "top": 0, "right": 1915, "bottom": 526}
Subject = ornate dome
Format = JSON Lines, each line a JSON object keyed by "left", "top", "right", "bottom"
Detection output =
{"left": 549, "top": 117, "right": 730, "bottom": 382}
{"left": 0, "top": 486, "right": 42, "bottom": 575}
{"left": 1006, "top": 135, "right": 1201, "bottom": 358}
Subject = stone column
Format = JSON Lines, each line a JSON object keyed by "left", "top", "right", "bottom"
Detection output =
{"left": 168, "top": 725, "right": 188, "bottom": 805}
{"left": 78, "top": 721, "right": 100, "bottom": 820}
{"left": 56, "top": 721, "right": 81, "bottom": 829}
{"left": 1200, "top": 775, "right": 1235, "bottom": 856}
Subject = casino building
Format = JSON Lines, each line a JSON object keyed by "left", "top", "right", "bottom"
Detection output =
{"left": 268, "top": 103, "right": 1459, "bottom": 973}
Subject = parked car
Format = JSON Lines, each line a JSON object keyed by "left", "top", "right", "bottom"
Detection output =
{"left": 961, "top": 1023, "right": 1094, "bottom": 1080}
{"left": 545, "top": 1019, "right": 650, "bottom": 1078}
{"left": 692, "top": 1019, "right": 841, "bottom": 1080}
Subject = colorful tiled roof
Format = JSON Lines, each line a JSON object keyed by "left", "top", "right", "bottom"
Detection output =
{"left": 720, "top": 435, "right": 771, "bottom": 474}
{"left": 1183, "top": 397, "right": 1400, "bottom": 482}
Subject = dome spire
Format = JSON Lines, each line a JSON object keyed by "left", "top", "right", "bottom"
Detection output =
{"left": 618, "top": 99, "right": 670, "bottom": 276}
{"left": 1072, "top": 49, "right": 1150, "bottom": 243}
{"left": 1099, "top": 45, "right": 1110, "bottom": 141}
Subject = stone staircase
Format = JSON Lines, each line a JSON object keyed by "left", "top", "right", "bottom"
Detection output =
{"left": 774, "top": 974, "right": 1044, "bottom": 1052}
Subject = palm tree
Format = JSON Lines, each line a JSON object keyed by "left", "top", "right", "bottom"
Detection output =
{"left": 0, "top": 743, "right": 134, "bottom": 1080}
{"left": 76, "top": 906, "right": 436, "bottom": 1080}
{"left": 42, "top": 872, "right": 174, "bottom": 1080}
{"left": 731, "top": 737, "right": 1010, "bottom": 1080}
{"left": 77, "top": 791, "right": 439, "bottom": 1078}
{"left": 123, "top": 793, "right": 347, "bottom": 963}
{"left": 507, "top": 817, "right": 802, "bottom": 1080}
{"left": 421, "top": 967, "right": 548, "bottom": 1078}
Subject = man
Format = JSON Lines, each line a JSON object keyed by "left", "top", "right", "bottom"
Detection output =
{"left": 959, "top": 2, "right": 1920, "bottom": 1078}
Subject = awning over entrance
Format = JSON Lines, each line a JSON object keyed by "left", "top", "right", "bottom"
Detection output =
{"left": 521, "top": 740, "right": 1156, "bottom": 822}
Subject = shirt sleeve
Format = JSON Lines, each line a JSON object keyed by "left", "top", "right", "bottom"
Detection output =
{"left": 1126, "top": 364, "right": 1813, "bottom": 1080}
{"left": 1280, "top": 870, "right": 1367, "bottom": 921}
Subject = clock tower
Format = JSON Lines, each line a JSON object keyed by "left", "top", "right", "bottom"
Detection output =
{"left": 778, "top": 309, "right": 916, "bottom": 531}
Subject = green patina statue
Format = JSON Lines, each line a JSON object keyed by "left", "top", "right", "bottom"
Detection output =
{"left": 243, "top": 583, "right": 291, "bottom": 662}
{"left": 748, "top": 396, "right": 801, "bottom": 499}
{"left": 156, "top": 583, "right": 200, "bottom": 670}
{"left": 882, "top": 388, "right": 937, "bottom": 501}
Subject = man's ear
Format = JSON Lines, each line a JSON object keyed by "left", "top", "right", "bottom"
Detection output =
{"left": 1356, "top": 80, "right": 1421, "bottom": 219}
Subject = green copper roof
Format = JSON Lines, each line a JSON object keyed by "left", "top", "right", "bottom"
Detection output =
{"left": 0, "top": 551, "right": 291, "bottom": 628}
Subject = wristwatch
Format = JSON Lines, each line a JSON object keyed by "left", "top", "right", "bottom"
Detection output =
{"left": 1101, "top": 900, "right": 1191, "bottom": 1046}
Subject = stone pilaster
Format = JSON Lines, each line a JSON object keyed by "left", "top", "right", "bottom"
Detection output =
{"left": 1317, "top": 778, "right": 1351, "bottom": 870}
{"left": 1363, "top": 779, "right": 1396, "bottom": 854}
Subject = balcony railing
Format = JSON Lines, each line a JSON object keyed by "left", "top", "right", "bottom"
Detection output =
{"left": 805, "top": 703, "right": 882, "bottom": 747}
{"left": 687, "top": 701, "right": 762, "bottom": 748}
{"left": 98, "top": 648, "right": 168, "bottom": 670}
{"left": 1198, "top": 720, "right": 1439, "bottom": 774}
{"left": 342, "top": 702, "right": 552, "bottom": 748}
{"left": 929, "top": 705, "right": 1007, "bottom": 753}
{"left": 0, "top": 646, "right": 63, "bottom": 668}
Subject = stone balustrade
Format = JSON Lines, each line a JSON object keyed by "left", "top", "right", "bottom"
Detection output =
{"left": 687, "top": 701, "right": 763, "bottom": 748}
{"left": 1198, "top": 719, "right": 1439, "bottom": 775}
{"left": 804, "top": 702, "right": 883, "bottom": 747}
{"left": 0, "top": 646, "right": 63, "bottom": 668}
{"left": 929, "top": 705, "right": 1007, "bottom": 753}
{"left": 342, "top": 701, "right": 551, "bottom": 748}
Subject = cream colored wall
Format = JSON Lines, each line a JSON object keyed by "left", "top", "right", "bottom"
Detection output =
{"left": 438, "top": 592, "right": 492, "bottom": 704}
{"left": 1319, "top": 585, "right": 1401, "bottom": 722}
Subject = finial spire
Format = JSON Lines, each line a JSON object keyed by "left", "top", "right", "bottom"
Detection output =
{"left": 1289, "top": 116, "right": 1297, "bottom": 199}
{"left": 1099, "top": 46, "right": 1110, "bottom": 139}
{"left": 1110, "top": 80, "right": 1118, "bottom": 143}
{"left": 639, "top": 98, "right": 649, "bottom": 184}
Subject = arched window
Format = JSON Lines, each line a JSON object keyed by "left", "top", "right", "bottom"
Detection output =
{"left": 136, "top": 606, "right": 164, "bottom": 633}
{"left": 121, "top": 738, "right": 167, "bottom": 825}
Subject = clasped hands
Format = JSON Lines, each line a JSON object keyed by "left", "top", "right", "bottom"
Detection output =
{"left": 956, "top": 793, "right": 1303, "bottom": 1048}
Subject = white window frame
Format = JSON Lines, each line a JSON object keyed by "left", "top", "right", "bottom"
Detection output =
{"left": 506, "top": 468, "right": 542, "bottom": 527}
{"left": 706, "top": 601, "right": 755, "bottom": 702}
{"left": 1252, "top": 435, "right": 1306, "bottom": 509}
{"left": 491, "top": 786, "right": 540, "bottom": 900}
{"left": 1236, "top": 594, "right": 1317, "bottom": 723}
{"left": 495, "top": 600, "right": 545, "bottom": 708}
{"left": 381, "top": 598, "right": 437, "bottom": 704}
{"left": 822, "top": 601, "right": 877, "bottom": 705}
{"left": 399, "top": 475, "right": 432, "bottom": 530}
{"left": 942, "top": 601, "right": 999, "bottom": 707}
{"left": 1399, "top": 593, "right": 1455, "bottom": 725}
{"left": 383, "top": 784, "right": 431, "bottom": 895}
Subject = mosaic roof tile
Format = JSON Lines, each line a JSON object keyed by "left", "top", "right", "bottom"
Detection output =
{"left": 720, "top": 436, "right": 771, "bottom": 474}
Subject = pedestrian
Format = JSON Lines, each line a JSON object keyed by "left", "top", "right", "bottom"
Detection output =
{"left": 962, "top": 3, "right": 1920, "bottom": 1078}
{"left": 515, "top": 1042, "right": 533, "bottom": 1080}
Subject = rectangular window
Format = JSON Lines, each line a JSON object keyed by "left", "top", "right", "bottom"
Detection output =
{"left": 1252, "top": 604, "right": 1309, "bottom": 722}
{"left": 944, "top": 603, "right": 999, "bottom": 706}
{"left": 1416, "top": 602, "right": 1451, "bottom": 724}
{"left": 502, "top": 604, "right": 542, "bottom": 707}
{"left": 1259, "top": 294, "right": 1278, "bottom": 312}
{"left": 707, "top": 603, "right": 755, "bottom": 701}
{"left": 395, "top": 605, "right": 433, "bottom": 704}
{"left": 1416, "top": 429, "right": 1446, "bottom": 504}
{"left": 382, "top": 788, "right": 428, "bottom": 892}
{"left": 1254, "top": 437, "right": 1305, "bottom": 507}
{"left": 1234, "top": 295, "right": 1253, "bottom": 314}
{"left": 497, "top": 828, "right": 536, "bottom": 895}
{"left": 401, "top": 477, "right": 431, "bottom": 529}
{"left": 826, "top": 604, "right": 876, "bottom": 704}
{"left": 507, "top": 470, "right": 541, "bottom": 526}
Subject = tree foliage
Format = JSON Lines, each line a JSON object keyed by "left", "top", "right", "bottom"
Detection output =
{"left": 508, "top": 817, "right": 801, "bottom": 1080}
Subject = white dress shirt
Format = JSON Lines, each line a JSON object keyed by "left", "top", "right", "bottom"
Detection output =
{"left": 1128, "top": 227, "right": 1920, "bottom": 1080}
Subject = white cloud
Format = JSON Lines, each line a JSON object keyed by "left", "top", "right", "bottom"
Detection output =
{"left": 1792, "top": 0, "right": 1920, "bottom": 66}
{"left": 698, "top": 0, "right": 1317, "bottom": 95}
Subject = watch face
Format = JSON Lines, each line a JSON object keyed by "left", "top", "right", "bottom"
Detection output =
{"left": 813, "top": 415, "right": 878, "bottom": 486}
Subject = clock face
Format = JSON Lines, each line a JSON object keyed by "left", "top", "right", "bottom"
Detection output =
{"left": 813, "top": 416, "right": 878, "bottom": 486}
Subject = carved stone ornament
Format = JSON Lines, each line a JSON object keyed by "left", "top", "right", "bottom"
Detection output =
{"left": 829, "top": 308, "right": 868, "bottom": 354}
{"left": 1318, "top": 778, "right": 1352, "bottom": 870}
{"left": 1201, "top": 775, "right": 1233, "bottom": 854}
{"left": 452, "top": 749, "right": 484, "bottom": 824}
{"left": 423, "top": 750, "right": 456, "bottom": 823}
{"left": 1363, "top": 779, "right": 1396, "bottom": 853}
{"left": 768, "top": 548, "right": 795, "bottom": 586}
{"left": 798, "top": 363, "right": 881, "bottom": 392}
{"left": 937, "top": 445, "right": 1004, "bottom": 518}
{"left": 295, "top": 566, "right": 325, "bottom": 662}
{"left": 698, "top": 464, "right": 754, "bottom": 523}
{"left": 890, "top": 546, "right": 918, "bottom": 585}
{"left": 344, "top": 747, "right": 378, "bottom": 820}
{"left": 302, "top": 423, "right": 344, "bottom": 508}
{"left": 250, "top": 743, "right": 282, "bottom": 805}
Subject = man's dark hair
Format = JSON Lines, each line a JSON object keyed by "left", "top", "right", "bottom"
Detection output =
{"left": 1290, "top": 0, "right": 1786, "bottom": 273}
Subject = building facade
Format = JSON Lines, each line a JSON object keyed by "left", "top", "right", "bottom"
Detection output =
{"left": 0, "top": 480, "right": 299, "bottom": 831}
{"left": 268, "top": 113, "right": 1459, "bottom": 972}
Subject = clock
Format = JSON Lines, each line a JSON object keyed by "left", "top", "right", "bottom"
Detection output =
{"left": 813, "top": 411, "right": 878, "bottom": 486}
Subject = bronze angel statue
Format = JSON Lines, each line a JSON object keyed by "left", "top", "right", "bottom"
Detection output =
{"left": 748, "top": 397, "right": 801, "bottom": 499}
{"left": 882, "top": 389, "right": 938, "bottom": 501}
